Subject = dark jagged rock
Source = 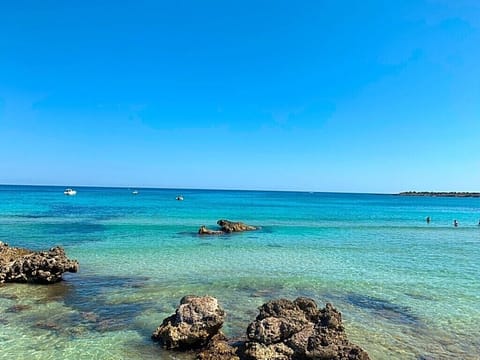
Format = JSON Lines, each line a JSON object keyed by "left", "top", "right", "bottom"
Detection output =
{"left": 155, "top": 296, "right": 370, "bottom": 360}
{"left": 197, "top": 333, "right": 241, "bottom": 360}
{"left": 152, "top": 295, "right": 226, "bottom": 350}
{"left": 0, "top": 242, "right": 79, "bottom": 284}
{"left": 243, "top": 298, "right": 370, "bottom": 360}
{"left": 217, "top": 220, "right": 257, "bottom": 233}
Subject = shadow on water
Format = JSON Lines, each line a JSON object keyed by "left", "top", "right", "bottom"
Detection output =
{"left": 177, "top": 231, "right": 238, "bottom": 240}
{"left": 10, "top": 214, "right": 53, "bottom": 219}
{"left": 23, "top": 274, "right": 154, "bottom": 335}
{"left": 48, "top": 204, "right": 122, "bottom": 219}
{"left": 343, "top": 293, "right": 421, "bottom": 327}
{"left": 45, "top": 222, "right": 106, "bottom": 235}
{"left": 259, "top": 226, "right": 274, "bottom": 233}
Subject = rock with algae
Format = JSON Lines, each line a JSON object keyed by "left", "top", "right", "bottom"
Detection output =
{"left": 0, "top": 241, "right": 79, "bottom": 284}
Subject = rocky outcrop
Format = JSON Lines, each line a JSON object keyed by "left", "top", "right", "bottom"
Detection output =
{"left": 153, "top": 296, "right": 369, "bottom": 360}
{"left": 197, "top": 333, "right": 241, "bottom": 360}
{"left": 0, "top": 241, "right": 79, "bottom": 284}
{"left": 152, "top": 295, "right": 226, "bottom": 350}
{"left": 198, "top": 226, "right": 224, "bottom": 235}
{"left": 243, "top": 297, "right": 370, "bottom": 359}
{"left": 217, "top": 220, "right": 257, "bottom": 233}
{"left": 198, "top": 220, "right": 257, "bottom": 235}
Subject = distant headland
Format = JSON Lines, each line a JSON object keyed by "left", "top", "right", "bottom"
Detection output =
{"left": 399, "top": 191, "right": 480, "bottom": 198}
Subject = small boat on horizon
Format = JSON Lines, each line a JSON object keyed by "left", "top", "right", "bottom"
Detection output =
{"left": 176, "top": 195, "right": 184, "bottom": 201}
{"left": 64, "top": 188, "right": 77, "bottom": 196}
{"left": 132, "top": 190, "right": 139, "bottom": 195}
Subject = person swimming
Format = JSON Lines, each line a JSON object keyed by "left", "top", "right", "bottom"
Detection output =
{"left": 453, "top": 219, "right": 458, "bottom": 227}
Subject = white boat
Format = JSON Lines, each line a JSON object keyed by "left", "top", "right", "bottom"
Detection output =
{"left": 132, "top": 190, "right": 139, "bottom": 195}
{"left": 176, "top": 195, "right": 184, "bottom": 201}
{"left": 64, "top": 188, "right": 77, "bottom": 196}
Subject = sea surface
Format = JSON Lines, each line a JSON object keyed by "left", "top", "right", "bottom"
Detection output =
{"left": 0, "top": 185, "right": 479, "bottom": 359}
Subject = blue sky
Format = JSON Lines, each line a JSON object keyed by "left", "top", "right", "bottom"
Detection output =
{"left": 1, "top": 1, "right": 479, "bottom": 192}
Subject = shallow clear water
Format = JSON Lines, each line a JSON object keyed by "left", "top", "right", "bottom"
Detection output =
{"left": 0, "top": 185, "right": 479, "bottom": 359}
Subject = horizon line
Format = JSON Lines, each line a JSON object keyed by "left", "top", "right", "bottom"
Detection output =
{"left": 0, "top": 183, "right": 397, "bottom": 195}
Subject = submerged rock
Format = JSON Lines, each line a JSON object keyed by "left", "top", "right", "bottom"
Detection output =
{"left": 0, "top": 242, "right": 79, "bottom": 284}
{"left": 152, "top": 295, "right": 226, "bottom": 350}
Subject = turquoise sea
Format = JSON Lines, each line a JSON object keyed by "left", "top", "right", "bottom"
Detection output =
{"left": 0, "top": 185, "right": 479, "bottom": 359}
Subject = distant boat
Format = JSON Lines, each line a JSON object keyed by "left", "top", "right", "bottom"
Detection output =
{"left": 132, "top": 190, "right": 139, "bottom": 195}
{"left": 176, "top": 195, "right": 184, "bottom": 201}
{"left": 64, "top": 188, "right": 77, "bottom": 196}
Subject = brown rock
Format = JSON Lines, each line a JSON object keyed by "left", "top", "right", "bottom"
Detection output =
{"left": 0, "top": 244, "right": 79, "bottom": 284}
{"left": 198, "top": 226, "right": 224, "bottom": 235}
{"left": 153, "top": 296, "right": 370, "bottom": 360}
{"left": 243, "top": 341, "right": 294, "bottom": 360}
{"left": 152, "top": 295, "right": 225, "bottom": 350}
{"left": 217, "top": 220, "right": 257, "bottom": 233}
{"left": 243, "top": 298, "right": 370, "bottom": 360}
{"left": 197, "top": 333, "right": 240, "bottom": 360}
{"left": 247, "top": 316, "right": 306, "bottom": 345}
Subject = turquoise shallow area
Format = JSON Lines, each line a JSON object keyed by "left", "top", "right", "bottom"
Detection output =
{"left": 0, "top": 185, "right": 479, "bottom": 359}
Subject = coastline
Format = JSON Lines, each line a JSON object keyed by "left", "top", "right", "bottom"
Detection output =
{"left": 398, "top": 191, "right": 480, "bottom": 198}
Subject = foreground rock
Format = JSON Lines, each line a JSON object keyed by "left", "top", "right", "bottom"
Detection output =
{"left": 242, "top": 297, "right": 370, "bottom": 359}
{"left": 153, "top": 295, "right": 369, "bottom": 360}
{"left": 152, "top": 295, "right": 226, "bottom": 350}
{"left": 0, "top": 241, "right": 79, "bottom": 284}
{"left": 197, "top": 333, "right": 241, "bottom": 360}
{"left": 198, "top": 220, "right": 257, "bottom": 235}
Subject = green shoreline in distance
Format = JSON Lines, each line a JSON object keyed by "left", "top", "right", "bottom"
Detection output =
{"left": 399, "top": 191, "right": 480, "bottom": 198}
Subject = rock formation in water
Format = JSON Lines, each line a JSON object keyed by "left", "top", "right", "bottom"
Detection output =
{"left": 241, "top": 297, "right": 370, "bottom": 360}
{"left": 0, "top": 241, "right": 79, "bottom": 284}
{"left": 197, "top": 333, "right": 240, "bottom": 360}
{"left": 152, "top": 295, "right": 226, "bottom": 350}
{"left": 198, "top": 225, "right": 224, "bottom": 235}
{"left": 217, "top": 220, "right": 257, "bottom": 233}
{"left": 198, "top": 220, "right": 257, "bottom": 235}
{"left": 152, "top": 295, "right": 370, "bottom": 360}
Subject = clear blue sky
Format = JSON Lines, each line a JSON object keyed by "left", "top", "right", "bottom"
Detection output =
{"left": 1, "top": 1, "right": 479, "bottom": 192}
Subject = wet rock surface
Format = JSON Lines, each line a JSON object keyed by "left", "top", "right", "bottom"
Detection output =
{"left": 153, "top": 296, "right": 370, "bottom": 360}
{"left": 0, "top": 242, "right": 79, "bottom": 284}
{"left": 152, "top": 295, "right": 226, "bottom": 350}
{"left": 243, "top": 298, "right": 370, "bottom": 359}
{"left": 197, "top": 333, "right": 241, "bottom": 360}
{"left": 198, "top": 226, "right": 224, "bottom": 235}
{"left": 217, "top": 220, "right": 257, "bottom": 233}
{"left": 198, "top": 220, "right": 257, "bottom": 235}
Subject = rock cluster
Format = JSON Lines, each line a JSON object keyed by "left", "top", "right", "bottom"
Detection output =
{"left": 152, "top": 295, "right": 226, "bottom": 350}
{"left": 198, "top": 220, "right": 257, "bottom": 235}
{"left": 0, "top": 241, "right": 79, "bottom": 284}
{"left": 217, "top": 220, "right": 257, "bottom": 233}
{"left": 242, "top": 297, "right": 370, "bottom": 359}
{"left": 153, "top": 296, "right": 370, "bottom": 360}
{"left": 197, "top": 333, "right": 240, "bottom": 360}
